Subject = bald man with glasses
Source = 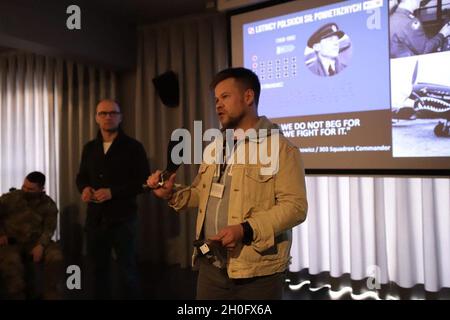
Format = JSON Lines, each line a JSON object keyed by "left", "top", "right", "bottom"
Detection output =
{"left": 76, "top": 99, "right": 150, "bottom": 299}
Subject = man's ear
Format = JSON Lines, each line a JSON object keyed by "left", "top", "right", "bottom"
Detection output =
{"left": 244, "top": 89, "right": 255, "bottom": 106}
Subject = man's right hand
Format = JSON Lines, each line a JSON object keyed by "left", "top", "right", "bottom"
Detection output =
{"left": 147, "top": 170, "right": 176, "bottom": 200}
{"left": 0, "top": 235, "right": 8, "bottom": 246}
{"left": 81, "top": 186, "right": 95, "bottom": 202}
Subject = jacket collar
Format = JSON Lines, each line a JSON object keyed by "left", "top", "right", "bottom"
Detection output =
{"left": 220, "top": 116, "right": 280, "bottom": 144}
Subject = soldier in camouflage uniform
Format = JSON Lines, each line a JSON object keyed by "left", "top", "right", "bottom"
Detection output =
{"left": 389, "top": 0, "right": 450, "bottom": 58}
{"left": 0, "top": 172, "right": 63, "bottom": 299}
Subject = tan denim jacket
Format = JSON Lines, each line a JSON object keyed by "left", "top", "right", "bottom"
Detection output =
{"left": 169, "top": 118, "right": 308, "bottom": 278}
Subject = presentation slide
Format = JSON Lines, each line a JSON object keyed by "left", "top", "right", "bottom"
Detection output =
{"left": 231, "top": 0, "right": 450, "bottom": 171}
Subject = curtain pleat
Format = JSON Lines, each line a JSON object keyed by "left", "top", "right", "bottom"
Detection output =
{"left": 0, "top": 53, "right": 60, "bottom": 204}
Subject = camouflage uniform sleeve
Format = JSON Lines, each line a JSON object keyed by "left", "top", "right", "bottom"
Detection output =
{"left": 38, "top": 197, "right": 58, "bottom": 247}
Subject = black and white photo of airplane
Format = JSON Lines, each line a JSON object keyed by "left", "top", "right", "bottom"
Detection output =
{"left": 391, "top": 51, "right": 450, "bottom": 157}
{"left": 392, "top": 61, "right": 450, "bottom": 137}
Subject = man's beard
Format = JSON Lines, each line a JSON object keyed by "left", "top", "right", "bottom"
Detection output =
{"left": 221, "top": 112, "right": 245, "bottom": 130}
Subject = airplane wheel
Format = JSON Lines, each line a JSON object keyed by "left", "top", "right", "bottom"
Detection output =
{"left": 434, "top": 122, "right": 450, "bottom": 137}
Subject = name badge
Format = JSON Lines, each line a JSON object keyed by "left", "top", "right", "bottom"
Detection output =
{"left": 210, "top": 183, "right": 225, "bottom": 199}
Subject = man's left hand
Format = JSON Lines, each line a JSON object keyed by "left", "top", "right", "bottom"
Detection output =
{"left": 209, "top": 224, "right": 244, "bottom": 251}
{"left": 93, "top": 188, "right": 112, "bottom": 203}
{"left": 30, "top": 244, "right": 44, "bottom": 263}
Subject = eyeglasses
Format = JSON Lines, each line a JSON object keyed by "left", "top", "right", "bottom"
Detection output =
{"left": 97, "top": 111, "right": 121, "bottom": 118}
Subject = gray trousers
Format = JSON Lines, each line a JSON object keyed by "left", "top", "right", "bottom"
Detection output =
{"left": 196, "top": 257, "right": 285, "bottom": 300}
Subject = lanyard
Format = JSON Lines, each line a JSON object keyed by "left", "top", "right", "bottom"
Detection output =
{"left": 218, "top": 139, "right": 237, "bottom": 182}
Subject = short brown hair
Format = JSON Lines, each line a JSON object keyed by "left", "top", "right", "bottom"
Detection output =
{"left": 210, "top": 67, "right": 261, "bottom": 107}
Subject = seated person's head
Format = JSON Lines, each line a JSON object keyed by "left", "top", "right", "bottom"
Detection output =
{"left": 22, "top": 171, "right": 45, "bottom": 193}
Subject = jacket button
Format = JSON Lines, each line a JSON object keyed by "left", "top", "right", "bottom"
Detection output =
{"left": 203, "top": 184, "right": 206, "bottom": 188}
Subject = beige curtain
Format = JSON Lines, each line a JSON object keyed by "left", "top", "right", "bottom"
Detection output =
{"left": 130, "top": 13, "right": 228, "bottom": 266}
{"left": 0, "top": 52, "right": 61, "bottom": 224}
{"left": 290, "top": 176, "right": 450, "bottom": 297}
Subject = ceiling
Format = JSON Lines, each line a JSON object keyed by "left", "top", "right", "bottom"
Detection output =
{"left": 5, "top": 0, "right": 215, "bottom": 25}
{"left": 74, "top": 0, "right": 214, "bottom": 25}
{"left": 0, "top": 0, "right": 221, "bottom": 69}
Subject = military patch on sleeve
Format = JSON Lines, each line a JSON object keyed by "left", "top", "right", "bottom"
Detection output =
{"left": 411, "top": 20, "right": 421, "bottom": 30}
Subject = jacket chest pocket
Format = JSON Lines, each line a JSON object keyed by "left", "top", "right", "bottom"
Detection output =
{"left": 243, "top": 166, "right": 275, "bottom": 206}
{"left": 198, "top": 163, "right": 213, "bottom": 202}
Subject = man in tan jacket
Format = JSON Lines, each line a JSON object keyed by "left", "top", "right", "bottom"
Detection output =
{"left": 147, "top": 67, "right": 307, "bottom": 299}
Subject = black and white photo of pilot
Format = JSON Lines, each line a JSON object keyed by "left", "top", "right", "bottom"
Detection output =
{"left": 391, "top": 52, "right": 450, "bottom": 157}
{"left": 389, "top": 0, "right": 450, "bottom": 58}
{"left": 304, "top": 22, "right": 352, "bottom": 77}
